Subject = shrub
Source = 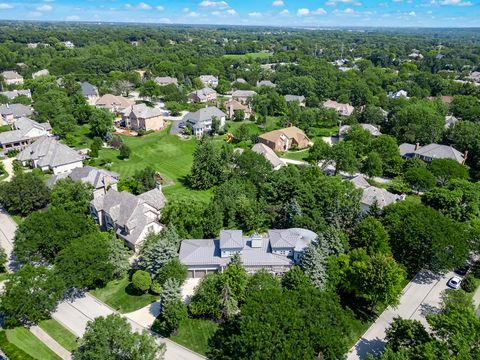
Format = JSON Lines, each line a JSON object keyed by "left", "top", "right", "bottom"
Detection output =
{"left": 471, "top": 261, "right": 480, "bottom": 279}
{"left": 156, "top": 259, "right": 188, "bottom": 286}
{"left": 132, "top": 270, "right": 152, "bottom": 293}
{"left": 150, "top": 280, "right": 161, "bottom": 295}
{"left": 119, "top": 144, "right": 131, "bottom": 159}
{"left": 461, "top": 275, "right": 477, "bottom": 293}
{"left": 162, "top": 300, "right": 188, "bottom": 334}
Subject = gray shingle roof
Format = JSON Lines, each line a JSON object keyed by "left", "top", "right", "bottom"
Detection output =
{"left": 154, "top": 76, "right": 178, "bottom": 86}
{"left": 0, "top": 104, "right": 33, "bottom": 118}
{"left": 182, "top": 106, "right": 225, "bottom": 125}
{"left": 47, "top": 166, "right": 119, "bottom": 189}
{"left": 80, "top": 82, "right": 98, "bottom": 96}
{"left": 268, "top": 228, "right": 317, "bottom": 251}
{"left": 189, "top": 87, "right": 216, "bottom": 101}
{"left": 219, "top": 230, "right": 244, "bottom": 249}
{"left": 284, "top": 95, "right": 305, "bottom": 103}
{"left": 1, "top": 70, "right": 23, "bottom": 80}
{"left": 399, "top": 143, "right": 417, "bottom": 157}
{"left": 339, "top": 124, "right": 381, "bottom": 137}
{"left": 17, "top": 136, "right": 83, "bottom": 167}
{"left": 251, "top": 143, "right": 284, "bottom": 169}
{"left": 232, "top": 90, "right": 256, "bottom": 98}
{"left": 400, "top": 142, "right": 464, "bottom": 163}
{"left": 0, "top": 118, "right": 50, "bottom": 145}
{"left": 360, "top": 186, "right": 403, "bottom": 208}
{"left": 138, "top": 188, "right": 166, "bottom": 210}
{"left": 350, "top": 174, "right": 371, "bottom": 190}
{"left": 124, "top": 103, "right": 162, "bottom": 119}
{"left": 0, "top": 89, "right": 31, "bottom": 100}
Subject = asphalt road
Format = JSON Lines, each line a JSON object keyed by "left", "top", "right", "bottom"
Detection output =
{"left": 348, "top": 270, "right": 458, "bottom": 359}
{"left": 53, "top": 293, "right": 205, "bottom": 360}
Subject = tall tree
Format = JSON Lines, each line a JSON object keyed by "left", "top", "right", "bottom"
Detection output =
{"left": 189, "top": 137, "right": 225, "bottom": 190}
{"left": 50, "top": 178, "right": 92, "bottom": 214}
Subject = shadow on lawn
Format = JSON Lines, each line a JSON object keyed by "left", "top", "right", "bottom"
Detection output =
{"left": 125, "top": 283, "right": 147, "bottom": 297}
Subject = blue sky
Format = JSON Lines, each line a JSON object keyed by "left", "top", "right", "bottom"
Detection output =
{"left": 0, "top": 0, "right": 478, "bottom": 27}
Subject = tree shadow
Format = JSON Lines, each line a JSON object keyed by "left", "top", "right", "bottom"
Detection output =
{"left": 418, "top": 303, "right": 441, "bottom": 318}
{"left": 125, "top": 283, "right": 146, "bottom": 297}
{"left": 177, "top": 175, "right": 191, "bottom": 188}
{"left": 352, "top": 337, "right": 386, "bottom": 360}
{"left": 412, "top": 270, "right": 442, "bottom": 285}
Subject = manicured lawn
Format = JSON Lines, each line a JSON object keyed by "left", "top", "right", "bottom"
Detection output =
{"left": 170, "top": 318, "right": 218, "bottom": 356}
{"left": 91, "top": 276, "right": 159, "bottom": 314}
{"left": 225, "top": 120, "right": 262, "bottom": 136}
{"left": 93, "top": 125, "right": 212, "bottom": 203}
{"left": 223, "top": 52, "right": 272, "bottom": 60}
{"left": 281, "top": 149, "right": 309, "bottom": 161}
{"left": 38, "top": 319, "right": 79, "bottom": 352}
{"left": 62, "top": 124, "right": 93, "bottom": 149}
{"left": 6, "top": 327, "right": 61, "bottom": 360}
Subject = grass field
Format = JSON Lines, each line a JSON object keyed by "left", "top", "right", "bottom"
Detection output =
{"left": 223, "top": 52, "right": 272, "bottom": 60}
{"left": 170, "top": 318, "right": 218, "bottom": 355}
{"left": 93, "top": 125, "right": 212, "bottom": 203}
{"left": 91, "top": 276, "right": 159, "bottom": 314}
{"left": 281, "top": 149, "right": 309, "bottom": 161}
{"left": 38, "top": 319, "right": 79, "bottom": 352}
{"left": 7, "top": 327, "right": 61, "bottom": 360}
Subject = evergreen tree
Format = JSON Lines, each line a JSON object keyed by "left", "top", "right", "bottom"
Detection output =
{"left": 221, "top": 254, "right": 248, "bottom": 301}
{"left": 299, "top": 243, "right": 328, "bottom": 290}
{"left": 219, "top": 284, "right": 239, "bottom": 321}
{"left": 160, "top": 278, "right": 181, "bottom": 310}
{"left": 189, "top": 137, "right": 224, "bottom": 190}
{"left": 108, "top": 235, "right": 130, "bottom": 279}
{"left": 318, "top": 226, "right": 348, "bottom": 256}
{"left": 137, "top": 229, "right": 178, "bottom": 278}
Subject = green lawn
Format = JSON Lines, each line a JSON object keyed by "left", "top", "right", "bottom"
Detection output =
{"left": 38, "top": 319, "right": 79, "bottom": 352}
{"left": 169, "top": 318, "right": 218, "bottom": 356}
{"left": 91, "top": 276, "right": 159, "bottom": 313}
{"left": 6, "top": 327, "right": 61, "bottom": 360}
{"left": 281, "top": 149, "right": 309, "bottom": 161}
{"left": 223, "top": 52, "right": 272, "bottom": 60}
{"left": 92, "top": 125, "right": 212, "bottom": 203}
{"left": 62, "top": 124, "right": 93, "bottom": 149}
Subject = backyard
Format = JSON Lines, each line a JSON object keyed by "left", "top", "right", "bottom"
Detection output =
{"left": 91, "top": 275, "right": 159, "bottom": 314}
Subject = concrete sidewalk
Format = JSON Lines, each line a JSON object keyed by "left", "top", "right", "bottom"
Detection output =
{"left": 30, "top": 326, "right": 71, "bottom": 360}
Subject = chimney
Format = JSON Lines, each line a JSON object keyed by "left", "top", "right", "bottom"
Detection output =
{"left": 415, "top": 142, "right": 420, "bottom": 150}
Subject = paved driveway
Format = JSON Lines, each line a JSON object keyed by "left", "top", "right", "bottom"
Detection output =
{"left": 0, "top": 206, "right": 17, "bottom": 271}
{"left": 348, "top": 270, "right": 458, "bottom": 359}
{"left": 53, "top": 293, "right": 204, "bottom": 360}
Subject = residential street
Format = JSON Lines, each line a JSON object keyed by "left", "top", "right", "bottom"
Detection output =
{"left": 348, "top": 270, "right": 458, "bottom": 360}
{"left": 53, "top": 293, "right": 205, "bottom": 360}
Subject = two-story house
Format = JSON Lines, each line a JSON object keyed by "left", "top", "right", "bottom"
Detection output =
{"left": 179, "top": 228, "right": 318, "bottom": 278}
{"left": 199, "top": 75, "right": 218, "bottom": 88}
{"left": 122, "top": 103, "right": 165, "bottom": 131}
{"left": 181, "top": 106, "right": 226, "bottom": 138}
{"left": 1, "top": 71, "right": 24, "bottom": 85}
{"left": 188, "top": 88, "right": 217, "bottom": 103}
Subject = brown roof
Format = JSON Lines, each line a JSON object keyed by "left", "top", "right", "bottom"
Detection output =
{"left": 259, "top": 126, "right": 309, "bottom": 144}
{"left": 96, "top": 94, "right": 133, "bottom": 109}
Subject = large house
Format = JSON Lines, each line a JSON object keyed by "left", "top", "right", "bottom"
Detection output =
{"left": 181, "top": 106, "right": 226, "bottom": 138}
{"left": 231, "top": 90, "right": 256, "bottom": 104}
{"left": 0, "top": 104, "right": 34, "bottom": 125}
{"left": 350, "top": 175, "right": 405, "bottom": 213}
{"left": 154, "top": 76, "right": 178, "bottom": 87}
{"left": 188, "top": 88, "right": 217, "bottom": 103}
{"left": 1, "top": 71, "right": 24, "bottom": 85}
{"left": 285, "top": 95, "right": 306, "bottom": 107}
{"left": 256, "top": 80, "right": 276, "bottom": 88}
{"left": 90, "top": 187, "right": 166, "bottom": 250}
{"left": 0, "top": 89, "right": 31, "bottom": 100}
{"left": 399, "top": 143, "right": 466, "bottom": 164}
{"left": 258, "top": 126, "right": 311, "bottom": 152}
{"left": 251, "top": 143, "right": 285, "bottom": 170}
{"left": 17, "top": 136, "right": 84, "bottom": 174}
{"left": 0, "top": 117, "right": 52, "bottom": 154}
{"left": 95, "top": 94, "right": 133, "bottom": 113}
{"left": 48, "top": 166, "right": 120, "bottom": 199}
{"left": 323, "top": 100, "right": 354, "bottom": 116}
{"left": 226, "top": 99, "right": 252, "bottom": 120}
{"left": 122, "top": 103, "right": 165, "bottom": 131}
{"left": 179, "top": 228, "right": 317, "bottom": 278}
{"left": 81, "top": 82, "right": 99, "bottom": 105}
{"left": 199, "top": 75, "right": 218, "bottom": 88}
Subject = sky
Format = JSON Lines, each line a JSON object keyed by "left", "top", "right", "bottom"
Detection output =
{"left": 0, "top": 0, "right": 478, "bottom": 28}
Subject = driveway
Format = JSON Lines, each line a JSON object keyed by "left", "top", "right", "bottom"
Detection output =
{"left": 348, "top": 270, "right": 458, "bottom": 360}
{"left": 0, "top": 206, "right": 17, "bottom": 271}
{"left": 53, "top": 293, "right": 204, "bottom": 360}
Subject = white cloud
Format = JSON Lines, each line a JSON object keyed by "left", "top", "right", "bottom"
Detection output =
{"left": 212, "top": 9, "right": 237, "bottom": 15}
{"left": 187, "top": 11, "right": 200, "bottom": 17}
{"left": 199, "top": 1, "right": 229, "bottom": 8}
{"left": 36, "top": 4, "right": 53, "bottom": 11}
{"left": 155, "top": 6, "right": 164, "bottom": 11}
{"left": 409, "top": 10, "right": 416, "bottom": 15}
{"left": 297, "top": 8, "right": 310, "bottom": 16}
{"left": 440, "top": 0, "right": 472, "bottom": 5}
{"left": 0, "top": 3, "right": 13, "bottom": 10}
{"left": 344, "top": 7, "right": 355, "bottom": 13}
{"left": 333, "top": 7, "right": 356, "bottom": 14}
{"left": 313, "top": 8, "right": 327, "bottom": 14}
{"left": 248, "top": 11, "right": 262, "bottom": 16}
{"left": 138, "top": 2, "right": 151, "bottom": 10}
{"left": 272, "top": 0, "right": 284, "bottom": 6}
{"left": 182, "top": 7, "right": 190, "bottom": 12}
{"left": 326, "top": 0, "right": 362, "bottom": 6}
{"left": 66, "top": 15, "right": 80, "bottom": 21}
{"left": 279, "top": 9, "right": 290, "bottom": 14}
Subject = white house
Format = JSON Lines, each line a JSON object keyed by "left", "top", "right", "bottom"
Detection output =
{"left": 181, "top": 106, "right": 226, "bottom": 138}
{"left": 0, "top": 117, "right": 52, "bottom": 154}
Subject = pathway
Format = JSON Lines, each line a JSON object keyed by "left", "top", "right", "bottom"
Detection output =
{"left": 0, "top": 206, "right": 17, "bottom": 272}
{"left": 1, "top": 157, "right": 15, "bottom": 182}
{"left": 348, "top": 270, "right": 457, "bottom": 360}
{"left": 29, "top": 326, "right": 71, "bottom": 360}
